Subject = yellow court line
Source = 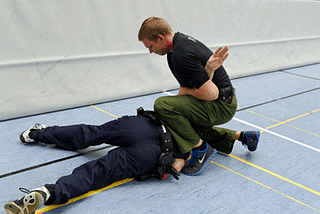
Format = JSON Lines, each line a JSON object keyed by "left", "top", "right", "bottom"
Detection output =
{"left": 228, "top": 154, "right": 320, "bottom": 197}
{"left": 36, "top": 104, "right": 320, "bottom": 213}
{"left": 244, "top": 109, "right": 281, "bottom": 123}
{"left": 229, "top": 107, "right": 320, "bottom": 199}
{"left": 35, "top": 178, "right": 134, "bottom": 214}
{"left": 36, "top": 106, "right": 122, "bottom": 213}
{"left": 282, "top": 123, "right": 320, "bottom": 138}
{"left": 245, "top": 108, "right": 320, "bottom": 137}
{"left": 90, "top": 103, "right": 320, "bottom": 196}
{"left": 265, "top": 108, "right": 320, "bottom": 130}
{"left": 212, "top": 161, "right": 320, "bottom": 212}
{"left": 90, "top": 105, "right": 119, "bottom": 118}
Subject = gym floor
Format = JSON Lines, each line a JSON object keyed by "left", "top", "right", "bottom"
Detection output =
{"left": 1, "top": 63, "right": 320, "bottom": 214}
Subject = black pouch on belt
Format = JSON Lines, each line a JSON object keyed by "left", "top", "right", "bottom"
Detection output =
{"left": 218, "top": 86, "right": 235, "bottom": 104}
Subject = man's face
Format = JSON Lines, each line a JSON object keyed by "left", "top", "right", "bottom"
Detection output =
{"left": 141, "top": 37, "right": 169, "bottom": 56}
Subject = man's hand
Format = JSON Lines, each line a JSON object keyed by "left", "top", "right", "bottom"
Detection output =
{"left": 205, "top": 46, "right": 229, "bottom": 79}
{"left": 172, "top": 158, "right": 185, "bottom": 173}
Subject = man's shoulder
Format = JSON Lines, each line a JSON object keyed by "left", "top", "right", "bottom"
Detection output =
{"left": 174, "top": 32, "right": 210, "bottom": 54}
{"left": 174, "top": 32, "right": 197, "bottom": 48}
{"left": 172, "top": 33, "right": 196, "bottom": 58}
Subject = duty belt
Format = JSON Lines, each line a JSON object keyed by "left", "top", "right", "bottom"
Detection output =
{"left": 135, "top": 107, "right": 180, "bottom": 181}
{"left": 218, "top": 86, "right": 235, "bottom": 104}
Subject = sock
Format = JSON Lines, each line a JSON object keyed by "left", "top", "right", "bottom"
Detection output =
{"left": 29, "top": 130, "right": 40, "bottom": 141}
{"left": 173, "top": 150, "right": 190, "bottom": 160}
{"left": 32, "top": 186, "right": 51, "bottom": 203}
{"left": 193, "top": 142, "right": 207, "bottom": 151}
{"left": 238, "top": 132, "right": 246, "bottom": 143}
{"left": 44, "top": 186, "right": 56, "bottom": 205}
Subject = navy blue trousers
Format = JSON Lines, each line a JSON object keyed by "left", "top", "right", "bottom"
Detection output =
{"left": 40, "top": 115, "right": 161, "bottom": 205}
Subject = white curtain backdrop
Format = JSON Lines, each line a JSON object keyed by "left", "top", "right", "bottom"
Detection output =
{"left": 1, "top": 0, "right": 320, "bottom": 120}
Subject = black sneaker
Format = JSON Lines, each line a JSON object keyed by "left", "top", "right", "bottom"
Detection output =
{"left": 4, "top": 187, "right": 50, "bottom": 214}
{"left": 241, "top": 131, "right": 260, "bottom": 152}
{"left": 181, "top": 143, "right": 217, "bottom": 176}
{"left": 20, "top": 124, "right": 48, "bottom": 143}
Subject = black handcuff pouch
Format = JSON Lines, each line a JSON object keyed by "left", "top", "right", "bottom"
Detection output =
{"left": 218, "top": 86, "right": 235, "bottom": 104}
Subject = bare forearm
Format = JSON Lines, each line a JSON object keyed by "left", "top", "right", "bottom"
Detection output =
{"left": 178, "top": 81, "right": 219, "bottom": 101}
{"left": 205, "top": 65, "right": 214, "bottom": 80}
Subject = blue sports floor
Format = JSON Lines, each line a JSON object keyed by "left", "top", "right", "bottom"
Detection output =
{"left": 1, "top": 64, "right": 320, "bottom": 214}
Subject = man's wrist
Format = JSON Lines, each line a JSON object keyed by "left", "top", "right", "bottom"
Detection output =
{"left": 205, "top": 67, "right": 214, "bottom": 79}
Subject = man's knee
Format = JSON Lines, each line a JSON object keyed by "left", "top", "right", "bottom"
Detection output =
{"left": 154, "top": 97, "right": 167, "bottom": 113}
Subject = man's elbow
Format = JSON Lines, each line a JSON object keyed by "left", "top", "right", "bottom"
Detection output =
{"left": 204, "top": 86, "right": 219, "bottom": 101}
{"left": 199, "top": 80, "right": 219, "bottom": 101}
{"left": 195, "top": 90, "right": 218, "bottom": 101}
{"left": 212, "top": 92, "right": 219, "bottom": 101}
{"left": 206, "top": 91, "right": 219, "bottom": 101}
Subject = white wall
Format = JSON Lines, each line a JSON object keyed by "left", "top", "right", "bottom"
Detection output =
{"left": 1, "top": 0, "right": 320, "bottom": 121}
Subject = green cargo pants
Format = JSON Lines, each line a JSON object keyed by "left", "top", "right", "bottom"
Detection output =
{"left": 154, "top": 94, "right": 237, "bottom": 154}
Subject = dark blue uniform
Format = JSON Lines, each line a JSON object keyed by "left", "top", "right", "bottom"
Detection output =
{"left": 40, "top": 115, "right": 161, "bottom": 205}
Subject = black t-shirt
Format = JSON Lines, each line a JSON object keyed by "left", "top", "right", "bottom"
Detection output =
{"left": 167, "top": 32, "right": 232, "bottom": 89}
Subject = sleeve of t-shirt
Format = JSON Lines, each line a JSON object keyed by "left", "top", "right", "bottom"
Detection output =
{"left": 174, "top": 54, "right": 209, "bottom": 89}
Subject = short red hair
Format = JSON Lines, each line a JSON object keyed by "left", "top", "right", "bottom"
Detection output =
{"left": 138, "top": 17, "right": 173, "bottom": 42}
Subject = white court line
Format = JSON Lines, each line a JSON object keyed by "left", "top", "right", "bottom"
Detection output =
{"left": 163, "top": 91, "right": 175, "bottom": 96}
{"left": 162, "top": 91, "right": 320, "bottom": 153}
{"left": 233, "top": 117, "right": 320, "bottom": 153}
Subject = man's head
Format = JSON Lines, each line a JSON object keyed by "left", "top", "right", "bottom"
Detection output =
{"left": 138, "top": 17, "right": 174, "bottom": 55}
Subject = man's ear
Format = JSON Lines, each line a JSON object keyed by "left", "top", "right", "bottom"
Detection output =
{"left": 157, "top": 35, "right": 165, "bottom": 41}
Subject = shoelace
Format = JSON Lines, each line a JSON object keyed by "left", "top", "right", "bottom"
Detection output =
{"left": 245, "top": 132, "right": 257, "bottom": 143}
{"left": 189, "top": 143, "right": 209, "bottom": 165}
{"left": 189, "top": 150, "right": 200, "bottom": 165}
{"left": 241, "top": 133, "right": 250, "bottom": 146}
{"left": 19, "top": 187, "right": 31, "bottom": 194}
{"left": 34, "top": 123, "right": 44, "bottom": 129}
